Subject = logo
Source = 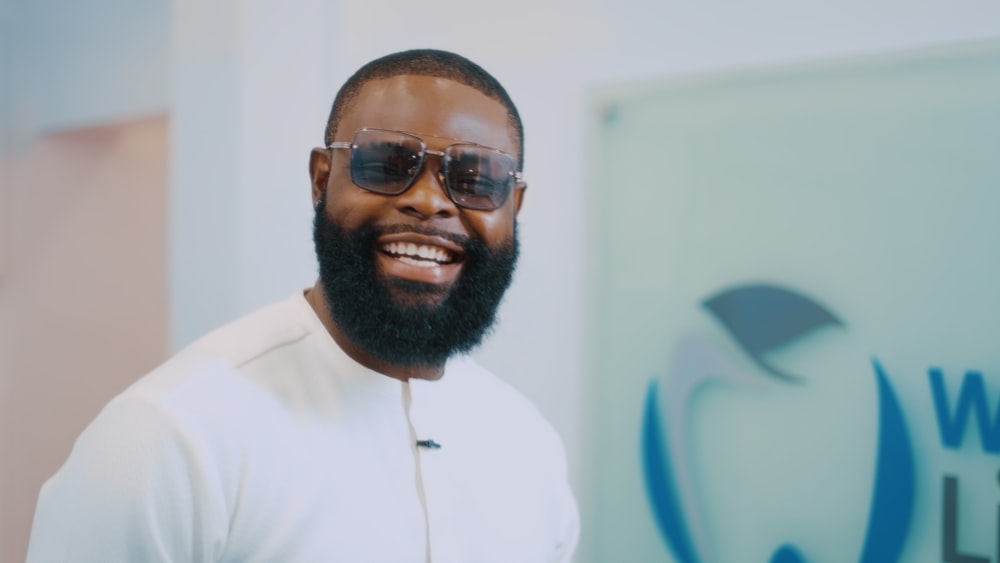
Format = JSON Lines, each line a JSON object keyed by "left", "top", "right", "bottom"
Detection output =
{"left": 641, "top": 283, "right": 916, "bottom": 563}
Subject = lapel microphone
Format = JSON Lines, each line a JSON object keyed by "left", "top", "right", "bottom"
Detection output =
{"left": 416, "top": 439, "right": 442, "bottom": 449}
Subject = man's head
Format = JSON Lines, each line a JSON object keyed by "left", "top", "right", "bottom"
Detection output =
{"left": 324, "top": 49, "right": 524, "bottom": 167}
{"left": 308, "top": 49, "right": 526, "bottom": 378}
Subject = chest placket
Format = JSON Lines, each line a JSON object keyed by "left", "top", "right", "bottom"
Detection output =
{"left": 402, "top": 382, "right": 435, "bottom": 563}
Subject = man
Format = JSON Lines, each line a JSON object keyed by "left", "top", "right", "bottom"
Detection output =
{"left": 27, "top": 49, "right": 579, "bottom": 562}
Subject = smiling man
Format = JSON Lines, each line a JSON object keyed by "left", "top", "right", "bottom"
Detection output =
{"left": 27, "top": 50, "right": 579, "bottom": 563}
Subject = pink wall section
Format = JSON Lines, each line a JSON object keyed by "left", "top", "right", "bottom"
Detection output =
{"left": 0, "top": 116, "right": 169, "bottom": 562}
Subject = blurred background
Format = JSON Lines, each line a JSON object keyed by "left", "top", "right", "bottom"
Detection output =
{"left": 2, "top": 0, "right": 999, "bottom": 561}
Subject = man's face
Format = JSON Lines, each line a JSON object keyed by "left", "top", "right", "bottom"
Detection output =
{"left": 310, "top": 74, "right": 524, "bottom": 368}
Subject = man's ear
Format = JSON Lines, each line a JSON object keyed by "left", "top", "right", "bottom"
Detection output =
{"left": 512, "top": 183, "right": 526, "bottom": 215}
{"left": 309, "top": 148, "right": 331, "bottom": 207}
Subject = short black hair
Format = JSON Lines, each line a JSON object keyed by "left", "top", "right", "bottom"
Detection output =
{"left": 324, "top": 49, "right": 524, "bottom": 167}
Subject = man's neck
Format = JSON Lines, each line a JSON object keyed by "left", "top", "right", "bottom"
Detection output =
{"left": 305, "top": 281, "right": 446, "bottom": 382}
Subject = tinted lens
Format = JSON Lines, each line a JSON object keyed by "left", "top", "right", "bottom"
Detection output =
{"left": 349, "top": 130, "right": 424, "bottom": 194}
{"left": 443, "top": 146, "right": 516, "bottom": 210}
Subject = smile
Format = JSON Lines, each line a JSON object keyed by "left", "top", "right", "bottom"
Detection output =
{"left": 381, "top": 241, "right": 455, "bottom": 267}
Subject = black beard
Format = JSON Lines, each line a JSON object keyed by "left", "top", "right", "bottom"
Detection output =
{"left": 312, "top": 202, "right": 518, "bottom": 369}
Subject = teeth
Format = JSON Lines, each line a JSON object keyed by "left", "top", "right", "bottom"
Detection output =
{"left": 383, "top": 242, "right": 453, "bottom": 264}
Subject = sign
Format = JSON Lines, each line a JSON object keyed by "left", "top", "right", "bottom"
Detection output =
{"left": 584, "top": 40, "right": 1000, "bottom": 562}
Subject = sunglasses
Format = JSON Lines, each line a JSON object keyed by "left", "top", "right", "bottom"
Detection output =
{"left": 328, "top": 128, "right": 523, "bottom": 211}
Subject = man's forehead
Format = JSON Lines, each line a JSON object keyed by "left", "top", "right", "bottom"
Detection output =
{"left": 340, "top": 74, "right": 516, "bottom": 153}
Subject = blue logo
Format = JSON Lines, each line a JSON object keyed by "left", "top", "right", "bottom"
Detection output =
{"left": 641, "top": 283, "right": 916, "bottom": 563}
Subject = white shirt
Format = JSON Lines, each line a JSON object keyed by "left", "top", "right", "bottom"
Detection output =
{"left": 27, "top": 292, "right": 578, "bottom": 562}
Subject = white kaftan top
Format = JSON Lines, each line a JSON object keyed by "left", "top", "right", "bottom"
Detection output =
{"left": 27, "top": 291, "right": 578, "bottom": 562}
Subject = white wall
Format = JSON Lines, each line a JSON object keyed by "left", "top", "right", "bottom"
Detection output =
{"left": 170, "top": 0, "right": 332, "bottom": 351}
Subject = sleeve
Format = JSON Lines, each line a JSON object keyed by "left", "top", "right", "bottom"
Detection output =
{"left": 25, "top": 396, "right": 229, "bottom": 563}
{"left": 549, "top": 475, "right": 580, "bottom": 563}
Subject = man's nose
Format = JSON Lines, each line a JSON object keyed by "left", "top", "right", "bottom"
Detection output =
{"left": 393, "top": 159, "right": 457, "bottom": 219}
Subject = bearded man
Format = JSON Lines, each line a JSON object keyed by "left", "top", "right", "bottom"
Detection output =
{"left": 27, "top": 49, "right": 579, "bottom": 563}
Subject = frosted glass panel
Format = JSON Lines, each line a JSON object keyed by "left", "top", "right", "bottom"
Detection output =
{"left": 584, "top": 41, "right": 1000, "bottom": 563}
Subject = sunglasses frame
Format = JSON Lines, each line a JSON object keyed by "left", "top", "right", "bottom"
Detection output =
{"left": 327, "top": 128, "right": 524, "bottom": 211}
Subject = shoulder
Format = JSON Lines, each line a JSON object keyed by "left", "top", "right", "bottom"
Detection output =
{"left": 83, "top": 292, "right": 326, "bottom": 467}
{"left": 444, "top": 357, "right": 548, "bottom": 420}
{"left": 439, "top": 356, "right": 568, "bottom": 465}
{"left": 153, "top": 294, "right": 311, "bottom": 377}
{"left": 118, "top": 292, "right": 324, "bottom": 402}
